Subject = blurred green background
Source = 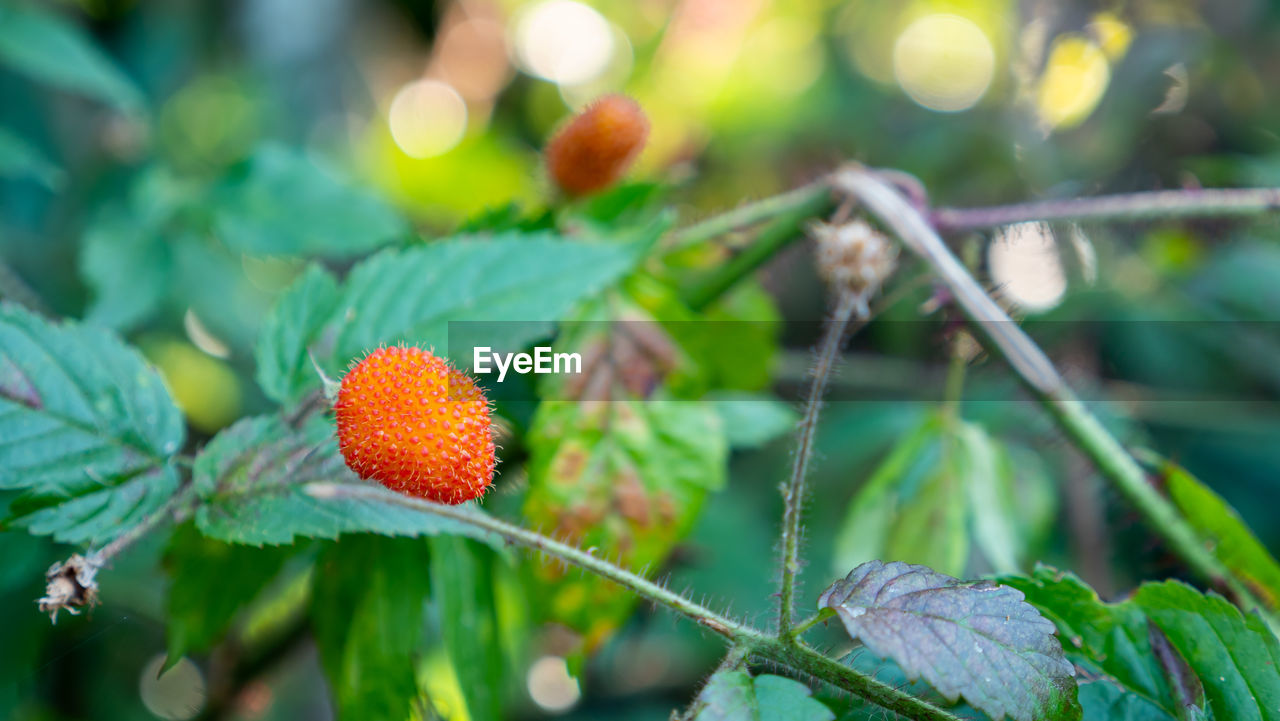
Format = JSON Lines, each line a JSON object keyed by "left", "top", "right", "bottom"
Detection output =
{"left": 2, "top": 0, "right": 1280, "bottom": 719}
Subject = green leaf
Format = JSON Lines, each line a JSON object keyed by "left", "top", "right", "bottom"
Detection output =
{"left": 831, "top": 414, "right": 968, "bottom": 577}
{"left": 819, "top": 560, "right": 1080, "bottom": 721}
{"left": 708, "top": 392, "right": 798, "bottom": 449}
{"left": 212, "top": 144, "right": 407, "bottom": 257}
{"left": 257, "top": 233, "right": 649, "bottom": 406}
{"left": 689, "top": 670, "right": 835, "bottom": 721}
{"left": 833, "top": 413, "right": 1047, "bottom": 578}
{"left": 431, "top": 536, "right": 505, "bottom": 721}
{"left": 0, "top": 302, "right": 184, "bottom": 544}
{"left": 312, "top": 535, "right": 431, "bottom": 721}
{"left": 523, "top": 398, "right": 727, "bottom": 647}
{"left": 1146, "top": 453, "right": 1280, "bottom": 614}
{"left": 0, "top": 2, "right": 144, "bottom": 111}
{"left": 163, "top": 524, "right": 295, "bottom": 664}
{"left": 1004, "top": 566, "right": 1280, "bottom": 721}
{"left": 253, "top": 265, "right": 341, "bottom": 405}
{"left": 192, "top": 414, "right": 500, "bottom": 546}
{"left": 1078, "top": 681, "right": 1179, "bottom": 721}
{"left": 1135, "top": 581, "right": 1280, "bottom": 721}
{"left": 0, "top": 124, "right": 61, "bottom": 188}
{"left": 958, "top": 421, "right": 1021, "bottom": 574}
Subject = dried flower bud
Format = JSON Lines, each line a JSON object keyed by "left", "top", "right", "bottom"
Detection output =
{"left": 38, "top": 554, "right": 101, "bottom": 623}
{"left": 811, "top": 218, "right": 898, "bottom": 309}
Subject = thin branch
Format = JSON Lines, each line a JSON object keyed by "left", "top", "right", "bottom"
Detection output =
{"left": 779, "top": 291, "right": 862, "bottom": 639}
{"left": 305, "top": 482, "right": 962, "bottom": 721}
{"left": 932, "top": 187, "right": 1280, "bottom": 233}
{"left": 666, "top": 182, "right": 833, "bottom": 251}
{"left": 833, "top": 166, "right": 1278, "bottom": 623}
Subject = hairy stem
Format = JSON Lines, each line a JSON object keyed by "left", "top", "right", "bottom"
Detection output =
{"left": 305, "top": 483, "right": 961, "bottom": 721}
{"left": 833, "top": 166, "right": 1276, "bottom": 621}
{"left": 87, "top": 483, "right": 197, "bottom": 567}
{"left": 667, "top": 182, "right": 833, "bottom": 251}
{"left": 779, "top": 291, "right": 862, "bottom": 638}
{"left": 932, "top": 187, "right": 1280, "bottom": 233}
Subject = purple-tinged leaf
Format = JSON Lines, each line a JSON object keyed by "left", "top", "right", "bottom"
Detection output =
{"left": 818, "top": 560, "right": 1079, "bottom": 721}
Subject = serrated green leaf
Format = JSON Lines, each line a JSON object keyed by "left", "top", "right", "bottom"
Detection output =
{"left": 688, "top": 670, "right": 835, "bottom": 721}
{"left": 212, "top": 144, "right": 407, "bottom": 257}
{"left": 0, "top": 302, "right": 184, "bottom": 544}
{"left": 1001, "top": 568, "right": 1180, "bottom": 714}
{"left": 1135, "top": 581, "right": 1280, "bottom": 721}
{"left": 1147, "top": 453, "right": 1280, "bottom": 614}
{"left": 257, "top": 233, "right": 648, "bottom": 406}
{"left": 0, "top": 124, "right": 61, "bottom": 188}
{"left": 432, "top": 536, "right": 505, "bottom": 721}
{"left": 192, "top": 414, "right": 499, "bottom": 546}
{"left": 0, "top": 2, "right": 144, "bottom": 111}
{"left": 1004, "top": 567, "right": 1280, "bottom": 721}
{"left": 253, "top": 265, "right": 341, "bottom": 405}
{"left": 163, "top": 524, "right": 295, "bottom": 664}
{"left": 819, "top": 560, "right": 1080, "bottom": 721}
{"left": 312, "top": 535, "right": 431, "bottom": 721}
{"left": 523, "top": 398, "right": 727, "bottom": 648}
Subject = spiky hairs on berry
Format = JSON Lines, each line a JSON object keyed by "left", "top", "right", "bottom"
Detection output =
{"left": 545, "top": 94, "right": 649, "bottom": 197}
{"left": 334, "top": 345, "right": 495, "bottom": 505}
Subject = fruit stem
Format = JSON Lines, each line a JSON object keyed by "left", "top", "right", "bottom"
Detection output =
{"left": 832, "top": 165, "right": 1278, "bottom": 625}
{"left": 778, "top": 289, "right": 862, "bottom": 640}
{"left": 305, "top": 483, "right": 962, "bottom": 721}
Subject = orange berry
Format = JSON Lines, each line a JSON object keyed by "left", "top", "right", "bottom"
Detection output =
{"left": 545, "top": 94, "right": 649, "bottom": 196}
{"left": 334, "top": 346, "right": 495, "bottom": 504}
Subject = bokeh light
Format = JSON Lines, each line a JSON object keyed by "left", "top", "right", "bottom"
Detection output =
{"left": 527, "top": 655, "right": 580, "bottom": 713}
{"left": 893, "top": 14, "right": 996, "bottom": 113}
{"left": 513, "top": 0, "right": 615, "bottom": 86}
{"left": 989, "top": 222, "right": 1067, "bottom": 312}
{"left": 139, "top": 655, "right": 206, "bottom": 721}
{"left": 1035, "top": 34, "right": 1110, "bottom": 130}
{"left": 145, "top": 339, "right": 243, "bottom": 433}
{"left": 434, "top": 7, "right": 511, "bottom": 101}
{"left": 388, "top": 79, "right": 468, "bottom": 158}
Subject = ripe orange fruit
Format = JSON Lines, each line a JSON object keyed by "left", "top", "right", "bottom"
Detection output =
{"left": 334, "top": 346, "right": 495, "bottom": 504}
{"left": 545, "top": 94, "right": 649, "bottom": 196}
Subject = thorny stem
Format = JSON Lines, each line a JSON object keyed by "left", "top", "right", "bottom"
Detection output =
{"left": 833, "top": 166, "right": 1278, "bottom": 624}
{"left": 778, "top": 291, "right": 863, "bottom": 639}
{"left": 931, "top": 186, "right": 1280, "bottom": 233}
{"left": 307, "top": 482, "right": 962, "bottom": 721}
{"left": 666, "top": 182, "right": 833, "bottom": 251}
